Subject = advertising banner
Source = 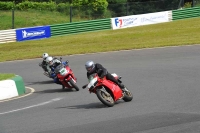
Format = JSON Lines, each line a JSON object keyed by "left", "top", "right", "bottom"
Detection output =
{"left": 16, "top": 26, "right": 51, "bottom": 41}
{"left": 111, "top": 11, "right": 170, "bottom": 30}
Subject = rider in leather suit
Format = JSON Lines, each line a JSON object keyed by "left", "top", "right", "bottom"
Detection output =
{"left": 46, "top": 56, "right": 62, "bottom": 84}
{"left": 40, "top": 53, "right": 49, "bottom": 72}
{"left": 84, "top": 61, "right": 125, "bottom": 90}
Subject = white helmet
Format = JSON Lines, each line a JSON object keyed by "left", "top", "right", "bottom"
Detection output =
{"left": 85, "top": 61, "right": 95, "bottom": 72}
{"left": 46, "top": 56, "right": 53, "bottom": 66}
{"left": 42, "top": 53, "right": 49, "bottom": 60}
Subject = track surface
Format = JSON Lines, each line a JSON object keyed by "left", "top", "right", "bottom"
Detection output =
{"left": 1, "top": 45, "right": 200, "bottom": 133}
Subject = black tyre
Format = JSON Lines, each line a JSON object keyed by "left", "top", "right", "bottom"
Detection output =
{"left": 96, "top": 88, "right": 115, "bottom": 107}
{"left": 122, "top": 86, "right": 133, "bottom": 102}
{"left": 69, "top": 79, "right": 79, "bottom": 91}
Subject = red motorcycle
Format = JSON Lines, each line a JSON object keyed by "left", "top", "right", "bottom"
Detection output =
{"left": 54, "top": 61, "right": 79, "bottom": 91}
{"left": 83, "top": 72, "right": 133, "bottom": 107}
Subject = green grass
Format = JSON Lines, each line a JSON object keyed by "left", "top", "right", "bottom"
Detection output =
{"left": 0, "top": 17, "right": 200, "bottom": 62}
{"left": 0, "top": 10, "right": 88, "bottom": 30}
{"left": 0, "top": 73, "right": 16, "bottom": 80}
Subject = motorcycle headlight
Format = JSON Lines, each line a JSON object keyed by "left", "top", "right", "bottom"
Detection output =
{"left": 87, "top": 77, "right": 98, "bottom": 90}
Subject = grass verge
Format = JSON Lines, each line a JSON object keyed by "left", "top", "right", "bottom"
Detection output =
{"left": 0, "top": 74, "right": 16, "bottom": 81}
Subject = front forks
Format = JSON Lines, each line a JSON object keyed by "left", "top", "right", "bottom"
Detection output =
{"left": 100, "top": 86, "right": 110, "bottom": 96}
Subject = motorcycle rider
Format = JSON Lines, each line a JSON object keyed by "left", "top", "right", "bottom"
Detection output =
{"left": 40, "top": 53, "right": 49, "bottom": 72}
{"left": 83, "top": 60, "right": 125, "bottom": 91}
{"left": 45, "top": 56, "right": 63, "bottom": 85}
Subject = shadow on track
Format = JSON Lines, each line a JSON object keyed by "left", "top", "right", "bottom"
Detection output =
{"left": 55, "top": 100, "right": 125, "bottom": 109}
{"left": 34, "top": 88, "right": 76, "bottom": 93}
{"left": 55, "top": 102, "right": 107, "bottom": 109}
{"left": 26, "top": 80, "right": 54, "bottom": 86}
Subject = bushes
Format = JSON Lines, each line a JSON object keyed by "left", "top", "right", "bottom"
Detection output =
{"left": 57, "top": 2, "right": 70, "bottom": 13}
{"left": 16, "top": 1, "right": 57, "bottom": 11}
{"left": 0, "top": 1, "right": 56, "bottom": 10}
{"left": 0, "top": 2, "right": 14, "bottom": 10}
{"left": 71, "top": 0, "right": 108, "bottom": 18}
{"left": 183, "top": 2, "right": 192, "bottom": 8}
{"left": 0, "top": 1, "right": 108, "bottom": 18}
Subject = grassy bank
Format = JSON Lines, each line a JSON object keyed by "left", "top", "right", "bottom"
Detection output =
{"left": 0, "top": 74, "right": 16, "bottom": 80}
{"left": 0, "top": 17, "right": 200, "bottom": 62}
{"left": 0, "top": 10, "right": 88, "bottom": 30}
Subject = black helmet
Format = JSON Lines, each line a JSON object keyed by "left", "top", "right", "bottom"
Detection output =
{"left": 85, "top": 61, "right": 95, "bottom": 72}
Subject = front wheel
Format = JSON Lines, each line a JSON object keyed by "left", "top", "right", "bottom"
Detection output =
{"left": 69, "top": 79, "right": 79, "bottom": 91}
{"left": 122, "top": 86, "right": 133, "bottom": 102}
{"left": 96, "top": 88, "right": 114, "bottom": 107}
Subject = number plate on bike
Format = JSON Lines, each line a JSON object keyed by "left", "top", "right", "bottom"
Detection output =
{"left": 59, "top": 68, "right": 68, "bottom": 76}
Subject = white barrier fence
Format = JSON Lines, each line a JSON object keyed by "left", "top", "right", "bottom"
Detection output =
{"left": 0, "top": 29, "right": 16, "bottom": 44}
{"left": 168, "top": 11, "right": 172, "bottom": 21}
{"left": 111, "top": 11, "right": 172, "bottom": 30}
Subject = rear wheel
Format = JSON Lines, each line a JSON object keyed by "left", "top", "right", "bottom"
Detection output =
{"left": 69, "top": 79, "right": 79, "bottom": 91}
{"left": 96, "top": 88, "right": 114, "bottom": 107}
{"left": 122, "top": 86, "right": 133, "bottom": 102}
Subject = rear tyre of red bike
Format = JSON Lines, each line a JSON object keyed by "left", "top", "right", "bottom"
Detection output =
{"left": 69, "top": 79, "right": 79, "bottom": 91}
{"left": 96, "top": 88, "right": 115, "bottom": 107}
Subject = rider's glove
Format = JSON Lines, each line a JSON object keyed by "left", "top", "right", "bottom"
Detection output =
{"left": 99, "top": 75, "right": 105, "bottom": 79}
{"left": 82, "top": 84, "right": 87, "bottom": 89}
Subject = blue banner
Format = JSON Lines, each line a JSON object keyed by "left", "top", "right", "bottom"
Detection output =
{"left": 16, "top": 26, "right": 51, "bottom": 41}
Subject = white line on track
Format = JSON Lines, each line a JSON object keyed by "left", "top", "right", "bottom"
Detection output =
{"left": 0, "top": 97, "right": 63, "bottom": 115}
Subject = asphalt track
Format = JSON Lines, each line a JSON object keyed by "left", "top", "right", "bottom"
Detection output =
{"left": 1, "top": 45, "right": 200, "bottom": 133}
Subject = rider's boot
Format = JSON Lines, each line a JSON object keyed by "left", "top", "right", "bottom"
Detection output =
{"left": 118, "top": 83, "right": 125, "bottom": 91}
{"left": 62, "top": 85, "right": 65, "bottom": 89}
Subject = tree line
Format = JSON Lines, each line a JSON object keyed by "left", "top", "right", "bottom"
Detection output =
{"left": 0, "top": 0, "right": 189, "bottom": 19}
{"left": 0, "top": 0, "right": 191, "bottom": 4}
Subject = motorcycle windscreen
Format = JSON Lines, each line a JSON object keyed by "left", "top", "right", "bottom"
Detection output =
{"left": 87, "top": 77, "right": 98, "bottom": 90}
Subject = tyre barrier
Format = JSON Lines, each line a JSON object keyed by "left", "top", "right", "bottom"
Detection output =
{"left": 0, "top": 75, "right": 25, "bottom": 100}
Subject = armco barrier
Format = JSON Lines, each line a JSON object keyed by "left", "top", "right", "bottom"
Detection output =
{"left": 0, "top": 29, "right": 16, "bottom": 44}
{"left": 172, "top": 6, "right": 200, "bottom": 20}
{"left": 0, "top": 75, "right": 25, "bottom": 100}
{"left": 50, "top": 18, "right": 111, "bottom": 36}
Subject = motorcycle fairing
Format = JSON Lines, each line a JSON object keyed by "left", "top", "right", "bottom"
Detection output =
{"left": 57, "top": 65, "right": 77, "bottom": 88}
{"left": 100, "top": 79, "right": 123, "bottom": 101}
